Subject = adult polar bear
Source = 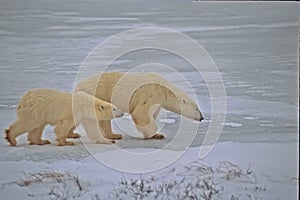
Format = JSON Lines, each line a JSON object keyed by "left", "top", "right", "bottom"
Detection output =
{"left": 74, "top": 72, "right": 204, "bottom": 139}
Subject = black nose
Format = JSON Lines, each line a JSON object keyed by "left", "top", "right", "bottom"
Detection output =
{"left": 199, "top": 116, "right": 204, "bottom": 122}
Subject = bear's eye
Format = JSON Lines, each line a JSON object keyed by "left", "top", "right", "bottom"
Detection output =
{"left": 182, "top": 98, "right": 186, "bottom": 104}
{"left": 100, "top": 105, "right": 104, "bottom": 110}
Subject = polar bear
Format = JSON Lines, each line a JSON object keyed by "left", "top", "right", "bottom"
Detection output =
{"left": 5, "top": 89, "right": 123, "bottom": 146}
{"left": 74, "top": 72, "right": 203, "bottom": 139}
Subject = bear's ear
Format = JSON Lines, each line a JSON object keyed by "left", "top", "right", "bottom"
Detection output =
{"left": 99, "top": 105, "right": 104, "bottom": 110}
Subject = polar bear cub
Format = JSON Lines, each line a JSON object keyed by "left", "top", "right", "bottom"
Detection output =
{"left": 5, "top": 89, "right": 123, "bottom": 146}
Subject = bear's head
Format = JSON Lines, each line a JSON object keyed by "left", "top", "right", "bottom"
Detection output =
{"left": 174, "top": 94, "right": 203, "bottom": 122}
{"left": 94, "top": 100, "right": 124, "bottom": 120}
{"left": 162, "top": 88, "right": 204, "bottom": 122}
{"left": 146, "top": 72, "right": 204, "bottom": 122}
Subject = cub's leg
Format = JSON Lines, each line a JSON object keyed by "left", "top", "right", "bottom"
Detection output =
{"left": 131, "top": 106, "right": 164, "bottom": 140}
{"left": 99, "top": 120, "right": 122, "bottom": 140}
{"left": 54, "top": 120, "right": 75, "bottom": 146}
{"left": 67, "top": 127, "right": 81, "bottom": 139}
{"left": 27, "top": 124, "right": 50, "bottom": 145}
{"left": 5, "top": 118, "right": 36, "bottom": 146}
{"left": 81, "top": 119, "right": 115, "bottom": 144}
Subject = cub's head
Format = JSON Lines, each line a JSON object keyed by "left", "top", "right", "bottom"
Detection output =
{"left": 72, "top": 92, "right": 124, "bottom": 122}
{"left": 95, "top": 100, "right": 124, "bottom": 120}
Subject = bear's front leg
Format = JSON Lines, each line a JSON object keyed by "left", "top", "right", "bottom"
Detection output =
{"left": 135, "top": 122, "right": 165, "bottom": 140}
{"left": 150, "top": 106, "right": 164, "bottom": 139}
{"left": 81, "top": 119, "right": 115, "bottom": 144}
{"left": 54, "top": 120, "right": 75, "bottom": 146}
{"left": 66, "top": 127, "right": 81, "bottom": 139}
{"left": 99, "top": 120, "right": 122, "bottom": 140}
{"left": 149, "top": 133, "right": 165, "bottom": 139}
{"left": 131, "top": 106, "right": 164, "bottom": 139}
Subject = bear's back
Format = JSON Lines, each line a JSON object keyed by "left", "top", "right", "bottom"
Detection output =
{"left": 17, "top": 89, "right": 72, "bottom": 125}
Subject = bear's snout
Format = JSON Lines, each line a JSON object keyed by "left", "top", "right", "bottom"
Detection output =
{"left": 112, "top": 107, "right": 124, "bottom": 118}
{"left": 195, "top": 108, "right": 204, "bottom": 122}
{"left": 199, "top": 116, "right": 204, "bottom": 122}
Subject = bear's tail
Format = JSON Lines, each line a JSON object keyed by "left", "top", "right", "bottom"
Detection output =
{"left": 5, "top": 128, "right": 15, "bottom": 146}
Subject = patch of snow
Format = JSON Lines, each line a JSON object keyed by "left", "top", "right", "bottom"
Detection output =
{"left": 0, "top": 105, "right": 17, "bottom": 109}
{"left": 159, "top": 118, "right": 176, "bottom": 124}
{"left": 243, "top": 116, "right": 259, "bottom": 120}
{"left": 223, "top": 122, "right": 243, "bottom": 127}
{"left": 260, "top": 124, "right": 276, "bottom": 127}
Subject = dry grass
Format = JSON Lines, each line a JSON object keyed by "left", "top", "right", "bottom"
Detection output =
{"left": 107, "top": 161, "right": 264, "bottom": 200}
{"left": 109, "top": 162, "right": 222, "bottom": 200}
{"left": 1, "top": 169, "right": 87, "bottom": 200}
{"left": 109, "top": 175, "right": 221, "bottom": 200}
{"left": 9, "top": 169, "right": 84, "bottom": 191}
{"left": 0, "top": 161, "right": 265, "bottom": 200}
{"left": 217, "top": 161, "right": 257, "bottom": 184}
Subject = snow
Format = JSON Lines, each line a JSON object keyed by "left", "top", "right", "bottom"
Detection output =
{"left": 223, "top": 122, "right": 243, "bottom": 128}
{"left": 159, "top": 118, "right": 176, "bottom": 124}
{"left": 0, "top": 142, "right": 298, "bottom": 199}
{"left": 243, "top": 116, "right": 259, "bottom": 120}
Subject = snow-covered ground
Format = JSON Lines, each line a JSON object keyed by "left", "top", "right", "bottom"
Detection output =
{"left": 0, "top": 142, "right": 298, "bottom": 199}
{"left": 0, "top": 0, "right": 299, "bottom": 199}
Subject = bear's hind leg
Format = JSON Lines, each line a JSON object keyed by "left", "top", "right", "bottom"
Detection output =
{"left": 99, "top": 120, "right": 122, "bottom": 140}
{"left": 54, "top": 120, "right": 75, "bottom": 146}
{"left": 5, "top": 119, "right": 35, "bottom": 146}
{"left": 27, "top": 124, "right": 50, "bottom": 145}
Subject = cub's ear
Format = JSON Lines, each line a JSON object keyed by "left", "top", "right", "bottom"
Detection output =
{"left": 99, "top": 105, "right": 104, "bottom": 110}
